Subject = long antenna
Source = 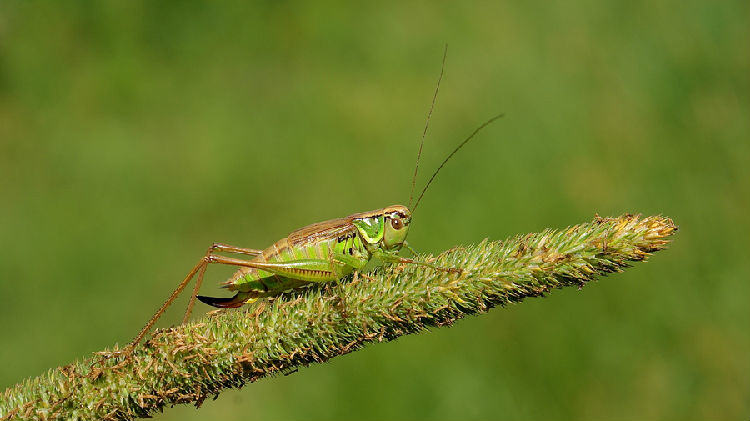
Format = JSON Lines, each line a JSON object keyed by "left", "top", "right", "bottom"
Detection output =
{"left": 409, "top": 44, "right": 448, "bottom": 209}
{"left": 411, "top": 113, "right": 505, "bottom": 214}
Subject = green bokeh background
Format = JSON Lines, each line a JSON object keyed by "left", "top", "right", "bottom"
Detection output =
{"left": 1, "top": 1, "right": 748, "bottom": 420}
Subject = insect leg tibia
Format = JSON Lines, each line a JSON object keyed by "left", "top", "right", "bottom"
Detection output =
{"left": 211, "top": 243, "right": 263, "bottom": 256}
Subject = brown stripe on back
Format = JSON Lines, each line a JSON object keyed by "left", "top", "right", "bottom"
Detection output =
{"left": 286, "top": 207, "right": 407, "bottom": 248}
{"left": 286, "top": 206, "right": 408, "bottom": 247}
{"left": 288, "top": 217, "right": 357, "bottom": 247}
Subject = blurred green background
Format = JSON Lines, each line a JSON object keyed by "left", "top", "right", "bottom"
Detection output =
{"left": 1, "top": 1, "right": 748, "bottom": 420}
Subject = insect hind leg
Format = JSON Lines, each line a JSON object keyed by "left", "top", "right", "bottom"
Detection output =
{"left": 183, "top": 243, "right": 263, "bottom": 322}
{"left": 125, "top": 242, "right": 264, "bottom": 355}
{"left": 92, "top": 254, "right": 210, "bottom": 368}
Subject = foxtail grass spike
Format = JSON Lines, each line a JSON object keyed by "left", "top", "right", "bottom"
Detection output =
{"left": 0, "top": 214, "right": 677, "bottom": 421}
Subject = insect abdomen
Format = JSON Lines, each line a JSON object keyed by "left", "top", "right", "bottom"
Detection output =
{"left": 223, "top": 228, "right": 362, "bottom": 295}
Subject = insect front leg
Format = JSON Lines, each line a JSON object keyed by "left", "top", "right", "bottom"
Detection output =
{"left": 402, "top": 241, "right": 418, "bottom": 256}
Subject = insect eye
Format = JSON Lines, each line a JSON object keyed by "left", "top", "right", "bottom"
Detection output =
{"left": 391, "top": 218, "right": 403, "bottom": 230}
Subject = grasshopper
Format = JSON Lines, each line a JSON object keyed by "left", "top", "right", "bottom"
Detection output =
{"left": 123, "top": 48, "right": 502, "bottom": 355}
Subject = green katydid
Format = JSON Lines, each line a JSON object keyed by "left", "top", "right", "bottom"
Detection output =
{"left": 123, "top": 48, "right": 502, "bottom": 355}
